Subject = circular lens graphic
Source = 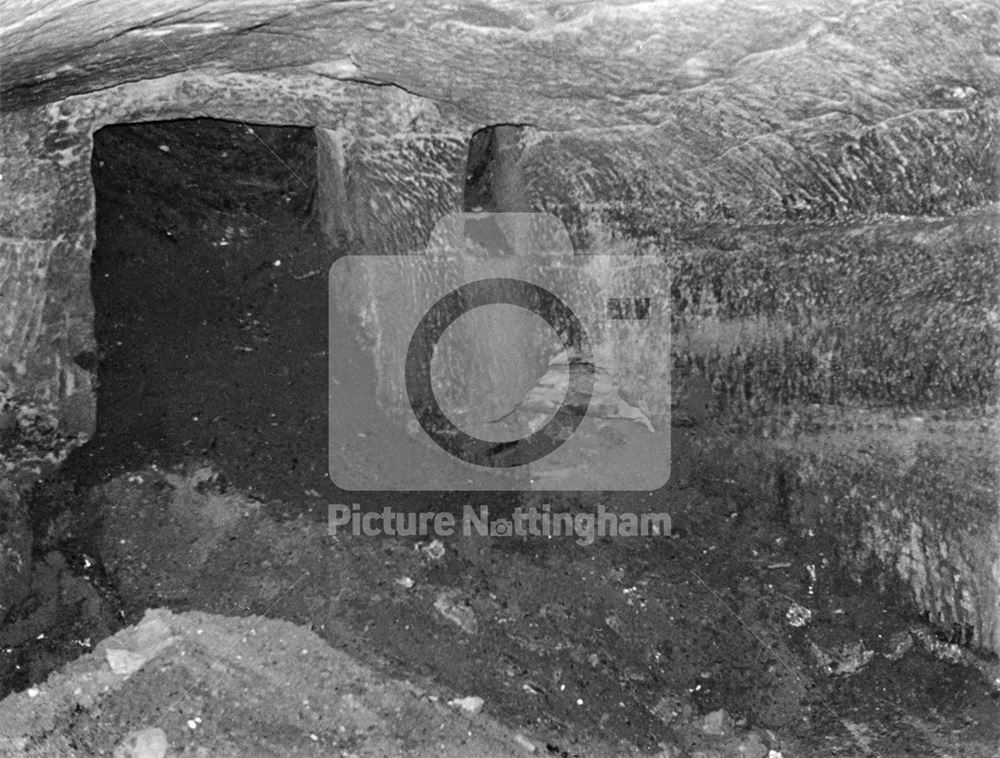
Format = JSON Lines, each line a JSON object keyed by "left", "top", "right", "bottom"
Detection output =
{"left": 405, "top": 278, "right": 592, "bottom": 467}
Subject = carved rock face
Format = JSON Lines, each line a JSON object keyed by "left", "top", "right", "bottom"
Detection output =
{"left": 2, "top": 1, "right": 997, "bottom": 130}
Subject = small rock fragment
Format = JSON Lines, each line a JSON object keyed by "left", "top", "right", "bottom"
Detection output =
{"left": 883, "top": 629, "right": 914, "bottom": 661}
{"left": 513, "top": 733, "right": 536, "bottom": 752}
{"left": 420, "top": 539, "right": 446, "bottom": 560}
{"left": 113, "top": 727, "right": 168, "bottom": 758}
{"left": 809, "top": 639, "right": 874, "bottom": 676}
{"left": 650, "top": 692, "right": 689, "bottom": 725}
{"left": 736, "top": 730, "right": 770, "bottom": 758}
{"left": 700, "top": 708, "right": 734, "bottom": 736}
{"left": 434, "top": 591, "right": 478, "bottom": 634}
{"left": 448, "top": 695, "right": 484, "bottom": 714}
{"left": 106, "top": 648, "right": 148, "bottom": 676}
{"left": 785, "top": 602, "right": 812, "bottom": 628}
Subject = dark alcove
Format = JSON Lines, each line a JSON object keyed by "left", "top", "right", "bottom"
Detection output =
{"left": 75, "top": 118, "right": 331, "bottom": 500}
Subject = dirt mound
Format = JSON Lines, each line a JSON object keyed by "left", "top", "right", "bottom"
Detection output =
{"left": 0, "top": 607, "right": 560, "bottom": 757}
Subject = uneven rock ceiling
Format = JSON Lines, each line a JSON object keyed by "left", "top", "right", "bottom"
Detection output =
{"left": 2, "top": 0, "right": 998, "bottom": 132}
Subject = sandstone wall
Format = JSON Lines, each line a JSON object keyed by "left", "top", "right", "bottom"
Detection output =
{"left": 0, "top": 72, "right": 470, "bottom": 436}
{"left": 489, "top": 127, "right": 999, "bottom": 653}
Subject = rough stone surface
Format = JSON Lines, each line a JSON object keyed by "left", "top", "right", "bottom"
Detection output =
{"left": 780, "top": 411, "right": 999, "bottom": 653}
{"left": 112, "top": 727, "right": 168, "bottom": 758}
{"left": 2, "top": 0, "right": 997, "bottom": 427}
{"left": 3, "top": 1, "right": 999, "bottom": 133}
{"left": 681, "top": 405, "right": 1000, "bottom": 655}
{"left": 520, "top": 107, "right": 997, "bottom": 230}
{"left": 0, "top": 71, "right": 466, "bottom": 430}
{"left": 0, "top": 607, "right": 564, "bottom": 757}
{"left": 342, "top": 134, "right": 470, "bottom": 255}
{"left": 489, "top": 130, "right": 999, "bottom": 412}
